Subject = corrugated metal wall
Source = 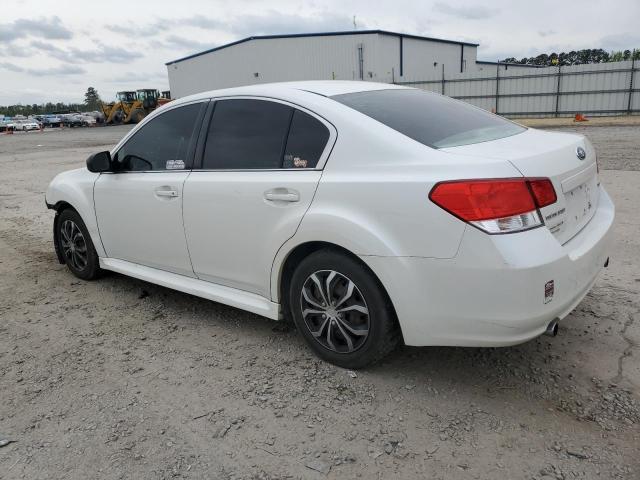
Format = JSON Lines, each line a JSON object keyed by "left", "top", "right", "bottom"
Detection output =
{"left": 396, "top": 60, "right": 639, "bottom": 117}
{"left": 168, "top": 34, "right": 399, "bottom": 97}
{"left": 167, "top": 34, "right": 478, "bottom": 98}
{"left": 400, "top": 37, "right": 465, "bottom": 79}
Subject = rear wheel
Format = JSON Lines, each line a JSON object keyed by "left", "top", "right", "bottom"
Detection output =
{"left": 288, "top": 249, "right": 399, "bottom": 369}
{"left": 56, "top": 209, "right": 102, "bottom": 280}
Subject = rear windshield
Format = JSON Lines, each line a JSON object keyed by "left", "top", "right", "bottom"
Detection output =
{"left": 331, "top": 89, "right": 525, "bottom": 148}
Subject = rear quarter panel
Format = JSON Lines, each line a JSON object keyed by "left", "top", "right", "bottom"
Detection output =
{"left": 295, "top": 111, "right": 525, "bottom": 258}
{"left": 269, "top": 107, "right": 524, "bottom": 301}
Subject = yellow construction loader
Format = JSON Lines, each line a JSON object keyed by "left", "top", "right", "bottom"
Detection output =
{"left": 101, "top": 91, "right": 136, "bottom": 124}
{"left": 101, "top": 89, "right": 171, "bottom": 125}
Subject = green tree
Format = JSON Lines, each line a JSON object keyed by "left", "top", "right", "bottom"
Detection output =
{"left": 84, "top": 87, "right": 101, "bottom": 111}
{"left": 0, "top": 100, "right": 84, "bottom": 117}
{"left": 500, "top": 48, "right": 624, "bottom": 66}
{"left": 609, "top": 49, "right": 640, "bottom": 62}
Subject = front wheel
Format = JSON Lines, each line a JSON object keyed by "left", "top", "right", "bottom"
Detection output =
{"left": 288, "top": 249, "right": 400, "bottom": 369}
{"left": 56, "top": 209, "right": 102, "bottom": 280}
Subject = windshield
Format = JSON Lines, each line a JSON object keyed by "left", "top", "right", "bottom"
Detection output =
{"left": 331, "top": 89, "right": 525, "bottom": 148}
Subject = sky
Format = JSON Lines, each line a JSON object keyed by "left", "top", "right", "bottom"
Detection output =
{"left": 2, "top": 0, "right": 639, "bottom": 105}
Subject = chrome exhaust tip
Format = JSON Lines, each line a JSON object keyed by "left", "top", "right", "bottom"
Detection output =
{"left": 545, "top": 319, "right": 559, "bottom": 337}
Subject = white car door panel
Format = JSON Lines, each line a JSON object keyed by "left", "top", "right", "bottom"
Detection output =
{"left": 183, "top": 171, "right": 321, "bottom": 297}
{"left": 95, "top": 172, "right": 194, "bottom": 277}
{"left": 93, "top": 101, "right": 205, "bottom": 277}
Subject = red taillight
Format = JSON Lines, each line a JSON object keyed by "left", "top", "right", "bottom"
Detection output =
{"left": 429, "top": 178, "right": 557, "bottom": 234}
{"left": 528, "top": 179, "right": 556, "bottom": 208}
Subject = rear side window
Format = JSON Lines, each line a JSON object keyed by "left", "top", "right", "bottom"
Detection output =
{"left": 114, "top": 103, "right": 201, "bottom": 171}
{"left": 203, "top": 99, "right": 292, "bottom": 169}
{"left": 331, "top": 89, "right": 525, "bottom": 149}
{"left": 283, "top": 110, "right": 330, "bottom": 169}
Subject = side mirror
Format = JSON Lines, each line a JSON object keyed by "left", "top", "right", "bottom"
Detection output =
{"left": 86, "top": 151, "right": 112, "bottom": 172}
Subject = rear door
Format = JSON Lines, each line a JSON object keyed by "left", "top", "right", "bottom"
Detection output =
{"left": 94, "top": 101, "right": 205, "bottom": 277}
{"left": 183, "top": 98, "right": 335, "bottom": 298}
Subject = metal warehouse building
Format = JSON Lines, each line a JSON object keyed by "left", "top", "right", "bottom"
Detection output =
{"left": 166, "top": 30, "right": 520, "bottom": 98}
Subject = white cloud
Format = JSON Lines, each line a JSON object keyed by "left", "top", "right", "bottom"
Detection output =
{"left": 599, "top": 33, "right": 640, "bottom": 51}
{"left": 0, "top": 16, "right": 73, "bottom": 42}
{"left": 29, "top": 40, "right": 143, "bottom": 64}
{"left": 0, "top": 61, "right": 86, "bottom": 75}
{"left": 433, "top": 2, "right": 496, "bottom": 20}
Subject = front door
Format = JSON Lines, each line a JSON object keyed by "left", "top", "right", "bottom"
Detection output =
{"left": 94, "top": 101, "right": 205, "bottom": 277}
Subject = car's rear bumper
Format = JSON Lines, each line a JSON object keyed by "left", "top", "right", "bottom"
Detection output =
{"left": 361, "top": 187, "right": 615, "bottom": 347}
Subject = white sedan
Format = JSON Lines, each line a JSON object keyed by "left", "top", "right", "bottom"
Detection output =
{"left": 16, "top": 120, "right": 41, "bottom": 131}
{"left": 45, "top": 81, "right": 614, "bottom": 368}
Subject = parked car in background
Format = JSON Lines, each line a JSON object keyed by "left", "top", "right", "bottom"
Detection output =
{"left": 2, "top": 119, "right": 17, "bottom": 131}
{"left": 78, "top": 114, "right": 97, "bottom": 127}
{"left": 0, "top": 119, "right": 14, "bottom": 132}
{"left": 45, "top": 81, "right": 614, "bottom": 368}
{"left": 29, "top": 116, "right": 44, "bottom": 128}
{"left": 85, "top": 111, "right": 106, "bottom": 124}
{"left": 15, "top": 119, "right": 40, "bottom": 131}
{"left": 60, "top": 114, "right": 84, "bottom": 128}
{"left": 43, "top": 115, "right": 62, "bottom": 128}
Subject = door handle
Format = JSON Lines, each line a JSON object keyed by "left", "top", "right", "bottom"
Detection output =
{"left": 264, "top": 189, "right": 300, "bottom": 202}
{"left": 155, "top": 188, "right": 179, "bottom": 198}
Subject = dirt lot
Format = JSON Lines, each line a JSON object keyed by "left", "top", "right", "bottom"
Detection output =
{"left": 1, "top": 125, "right": 639, "bottom": 479}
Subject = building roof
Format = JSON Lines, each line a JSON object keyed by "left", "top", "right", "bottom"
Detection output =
{"left": 166, "top": 30, "right": 479, "bottom": 66}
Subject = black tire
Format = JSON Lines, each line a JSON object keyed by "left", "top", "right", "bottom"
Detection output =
{"left": 130, "top": 109, "right": 145, "bottom": 124}
{"left": 288, "top": 249, "right": 400, "bottom": 369}
{"left": 56, "top": 209, "right": 102, "bottom": 280}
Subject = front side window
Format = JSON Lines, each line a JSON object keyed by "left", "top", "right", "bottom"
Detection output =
{"left": 114, "top": 103, "right": 202, "bottom": 171}
{"left": 331, "top": 89, "right": 525, "bottom": 149}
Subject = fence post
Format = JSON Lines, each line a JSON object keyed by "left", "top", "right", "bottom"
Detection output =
{"left": 495, "top": 65, "right": 500, "bottom": 114}
{"left": 441, "top": 64, "right": 445, "bottom": 95}
{"left": 555, "top": 65, "right": 562, "bottom": 117}
{"left": 628, "top": 55, "right": 636, "bottom": 115}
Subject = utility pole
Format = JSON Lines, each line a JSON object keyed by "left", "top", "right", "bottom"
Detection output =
{"left": 628, "top": 52, "right": 636, "bottom": 115}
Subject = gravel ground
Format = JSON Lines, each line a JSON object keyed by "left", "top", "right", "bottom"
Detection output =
{"left": 540, "top": 125, "right": 640, "bottom": 172}
{"left": 0, "top": 125, "right": 639, "bottom": 479}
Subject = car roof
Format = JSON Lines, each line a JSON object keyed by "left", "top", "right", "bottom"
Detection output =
{"left": 174, "top": 81, "right": 411, "bottom": 105}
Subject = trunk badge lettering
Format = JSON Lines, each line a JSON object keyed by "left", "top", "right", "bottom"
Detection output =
{"left": 576, "top": 147, "right": 586, "bottom": 160}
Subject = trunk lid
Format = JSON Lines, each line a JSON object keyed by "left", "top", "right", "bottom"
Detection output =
{"left": 441, "top": 128, "right": 599, "bottom": 244}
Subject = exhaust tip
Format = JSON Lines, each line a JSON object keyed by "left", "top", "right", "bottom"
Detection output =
{"left": 545, "top": 320, "right": 559, "bottom": 337}
{"left": 604, "top": 257, "right": 609, "bottom": 268}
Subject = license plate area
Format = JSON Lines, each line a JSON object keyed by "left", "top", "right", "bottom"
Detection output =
{"left": 563, "top": 174, "right": 599, "bottom": 240}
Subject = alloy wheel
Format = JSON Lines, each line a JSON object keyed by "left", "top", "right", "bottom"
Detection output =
{"left": 60, "top": 219, "right": 88, "bottom": 271}
{"left": 300, "top": 270, "right": 370, "bottom": 353}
